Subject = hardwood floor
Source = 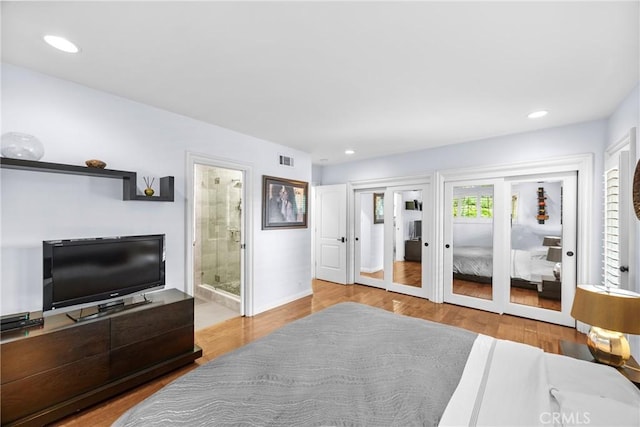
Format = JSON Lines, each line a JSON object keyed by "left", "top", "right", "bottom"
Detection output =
{"left": 453, "top": 278, "right": 562, "bottom": 311}
{"left": 361, "top": 261, "right": 561, "bottom": 310}
{"left": 52, "top": 279, "right": 585, "bottom": 426}
{"left": 360, "top": 260, "right": 422, "bottom": 287}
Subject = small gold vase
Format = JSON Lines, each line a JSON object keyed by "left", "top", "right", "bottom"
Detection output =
{"left": 144, "top": 188, "right": 155, "bottom": 197}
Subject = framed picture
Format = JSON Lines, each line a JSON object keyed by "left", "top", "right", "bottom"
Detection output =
{"left": 374, "top": 192, "right": 384, "bottom": 224}
{"left": 262, "top": 175, "right": 309, "bottom": 229}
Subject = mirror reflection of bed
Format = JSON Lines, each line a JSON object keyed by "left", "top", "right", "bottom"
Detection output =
{"left": 451, "top": 244, "right": 562, "bottom": 311}
{"left": 451, "top": 181, "right": 563, "bottom": 312}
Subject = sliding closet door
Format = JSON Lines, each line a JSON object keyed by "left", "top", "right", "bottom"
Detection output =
{"left": 354, "top": 183, "right": 431, "bottom": 298}
{"left": 506, "top": 173, "right": 577, "bottom": 326}
{"left": 443, "top": 179, "right": 505, "bottom": 313}
{"left": 387, "top": 185, "right": 430, "bottom": 298}
{"left": 355, "top": 190, "right": 386, "bottom": 290}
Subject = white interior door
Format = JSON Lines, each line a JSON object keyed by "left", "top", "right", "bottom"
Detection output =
{"left": 315, "top": 184, "right": 348, "bottom": 284}
{"left": 604, "top": 130, "right": 636, "bottom": 290}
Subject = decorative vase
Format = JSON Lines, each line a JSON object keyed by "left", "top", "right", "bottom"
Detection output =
{"left": 144, "top": 188, "right": 155, "bottom": 197}
{"left": 1, "top": 132, "right": 45, "bottom": 160}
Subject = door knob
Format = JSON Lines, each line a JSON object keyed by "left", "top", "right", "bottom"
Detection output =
{"left": 620, "top": 266, "right": 629, "bottom": 272}
{"left": 336, "top": 237, "right": 346, "bottom": 243}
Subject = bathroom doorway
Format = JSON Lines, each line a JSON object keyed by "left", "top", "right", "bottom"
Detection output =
{"left": 192, "top": 163, "right": 244, "bottom": 330}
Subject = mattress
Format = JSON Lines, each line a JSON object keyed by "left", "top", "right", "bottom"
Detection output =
{"left": 114, "top": 302, "right": 640, "bottom": 427}
{"left": 453, "top": 246, "right": 555, "bottom": 283}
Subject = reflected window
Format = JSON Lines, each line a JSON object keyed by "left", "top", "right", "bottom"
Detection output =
{"left": 453, "top": 191, "right": 493, "bottom": 219}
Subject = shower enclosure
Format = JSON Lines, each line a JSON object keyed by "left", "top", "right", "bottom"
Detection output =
{"left": 193, "top": 165, "right": 243, "bottom": 311}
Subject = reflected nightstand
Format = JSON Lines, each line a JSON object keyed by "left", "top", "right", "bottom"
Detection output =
{"left": 559, "top": 340, "right": 640, "bottom": 389}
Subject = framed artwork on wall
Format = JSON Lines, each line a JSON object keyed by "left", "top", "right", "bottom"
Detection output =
{"left": 374, "top": 192, "right": 384, "bottom": 224}
{"left": 262, "top": 175, "right": 309, "bottom": 229}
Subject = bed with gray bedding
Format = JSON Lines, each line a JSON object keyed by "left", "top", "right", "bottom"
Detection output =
{"left": 114, "top": 302, "right": 476, "bottom": 426}
{"left": 114, "top": 302, "right": 640, "bottom": 426}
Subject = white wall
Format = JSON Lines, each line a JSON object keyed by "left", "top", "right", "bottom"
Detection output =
{"left": 511, "top": 181, "right": 563, "bottom": 250}
{"left": 1, "top": 63, "right": 312, "bottom": 316}
{"left": 321, "top": 119, "right": 607, "bottom": 288}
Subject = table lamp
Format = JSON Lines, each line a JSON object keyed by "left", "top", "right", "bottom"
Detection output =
{"left": 571, "top": 284, "right": 640, "bottom": 367}
{"left": 542, "top": 236, "right": 562, "bottom": 280}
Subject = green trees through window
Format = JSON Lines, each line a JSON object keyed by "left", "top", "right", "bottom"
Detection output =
{"left": 453, "top": 195, "right": 493, "bottom": 218}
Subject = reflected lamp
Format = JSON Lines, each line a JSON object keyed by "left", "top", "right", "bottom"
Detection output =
{"left": 546, "top": 246, "right": 562, "bottom": 280}
{"left": 543, "top": 236, "right": 562, "bottom": 280}
{"left": 571, "top": 285, "right": 640, "bottom": 367}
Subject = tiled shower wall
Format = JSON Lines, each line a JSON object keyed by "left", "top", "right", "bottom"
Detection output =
{"left": 194, "top": 165, "right": 242, "bottom": 293}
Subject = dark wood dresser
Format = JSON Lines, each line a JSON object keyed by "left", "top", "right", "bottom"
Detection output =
{"left": 0, "top": 288, "right": 202, "bottom": 426}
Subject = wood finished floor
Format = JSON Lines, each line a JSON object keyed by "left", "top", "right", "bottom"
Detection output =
{"left": 53, "top": 279, "right": 586, "bottom": 426}
{"left": 361, "top": 260, "right": 561, "bottom": 311}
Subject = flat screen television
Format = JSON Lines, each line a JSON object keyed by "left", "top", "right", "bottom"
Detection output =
{"left": 414, "top": 220, "right": 422, "bottom": 240}
{"left": 43, "top": 234, "right": 165, "bottom": 320}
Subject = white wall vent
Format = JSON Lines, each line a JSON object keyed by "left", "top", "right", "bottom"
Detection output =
{"left": 279, "top": 154, "right": 294, "bottom": 167}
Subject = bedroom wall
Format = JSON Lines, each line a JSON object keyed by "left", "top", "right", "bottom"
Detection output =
{"left": 320, "top": 120, "right": 606, "bottom": 290}
{"left": 511, "top": 181, "right": 562, "bottom": 250}
{"left": 1, "top": 63, "right": 312, "bottom": 316}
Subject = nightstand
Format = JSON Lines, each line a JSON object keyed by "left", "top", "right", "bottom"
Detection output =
{"left": 539, "top": 275, "right": 561, "bottom": 300}
{"left": 559, "top": 340, "right": 640, "bottom": 388}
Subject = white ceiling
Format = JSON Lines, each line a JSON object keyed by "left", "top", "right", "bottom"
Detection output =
{"left": 2, "top": 1, "right": 638, "bottom": 165}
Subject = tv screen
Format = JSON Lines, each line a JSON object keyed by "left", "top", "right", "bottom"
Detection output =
{"left": 414, "top": 220, "right": 422, "bottom": 239}
{"left": 43, "top": 234, "right": 165, "bottom": 313}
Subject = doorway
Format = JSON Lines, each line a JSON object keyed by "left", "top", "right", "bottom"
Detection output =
{"left": 191, "top": 163, "right": 245, "bottom": 329}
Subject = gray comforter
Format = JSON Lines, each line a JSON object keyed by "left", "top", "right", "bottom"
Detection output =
{"left": 114, "top": 302, "right": 476, "bottom": 426}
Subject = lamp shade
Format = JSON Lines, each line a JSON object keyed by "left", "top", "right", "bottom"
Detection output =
{"left": 571, "top": 285, "right": 640, "bottom": 334}
{"left": 546, "top": 246, "right": 562, "bottom": 263}
{"left": 543, "top": 236, "right": 561, "bottom": 247}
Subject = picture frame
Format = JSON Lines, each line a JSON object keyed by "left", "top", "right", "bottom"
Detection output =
{"left": 373, "top": 192, "right": 384, "bottom": 224}
{"left": 262, "top": 175, "right": 309, "bottom": 229}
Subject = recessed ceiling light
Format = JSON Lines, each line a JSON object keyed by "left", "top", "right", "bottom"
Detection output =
{"left": 528, "top": 110, "right": 548, "bottom": 119}
{"left": 345, "top": 149, "right": 355, "bottom": 155}
{"left": 319, "top": 158, "right": 329, "bottom": 162}
{"left": 44, "top": 35, "right": 79, "bottom": 53}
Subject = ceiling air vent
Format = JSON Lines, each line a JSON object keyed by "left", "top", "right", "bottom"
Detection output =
{"left": 279, "top": 154, "right": 294, "bottom": 167}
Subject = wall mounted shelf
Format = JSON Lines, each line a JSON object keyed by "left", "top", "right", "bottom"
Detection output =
{"left": 0, "top": 157, "right": 174, "bottom": 202}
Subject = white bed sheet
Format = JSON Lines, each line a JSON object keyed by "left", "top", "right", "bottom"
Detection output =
{"left": 440, "top": 335, "right": 640, "bottom": 427}
{"left": 453, "top": 246, "right": 555, "bottom": 282}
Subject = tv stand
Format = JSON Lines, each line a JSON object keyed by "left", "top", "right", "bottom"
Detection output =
{"left": 66, "top": 296, "right": 153, "bottom": 322}
{"left": 1, "top": 289, "right": 201, "bottom": 426}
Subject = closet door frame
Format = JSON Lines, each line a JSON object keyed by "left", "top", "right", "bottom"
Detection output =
{"left": 350, "top": 174, "right": 435, "bottom": 299}
{"left": 504, "top": 172, "right": 578, "bottom": 326}
{"left": 434, "top": 154, "right": 594, "bottom": 317}
{"left": 385, "top": 183, "right": 431, "bottom": 298}
{"left": 443, "top": 178, "right": 506, "bottom": 314}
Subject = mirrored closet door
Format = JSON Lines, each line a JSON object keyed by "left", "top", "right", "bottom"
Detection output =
{"left": 443, "top": 179, "right": 504, "bottom": 314}
{"left": 355, "top": 184, "right": 430, "bottom": 299}
{"left": 443, "top": 173, "right": 577, "bottom": 326}
{"left": 505, "top": 172, "right": 577, "bottom": 326}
